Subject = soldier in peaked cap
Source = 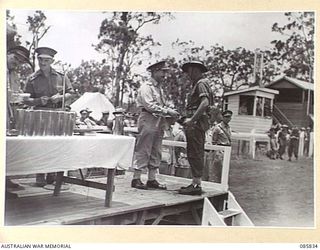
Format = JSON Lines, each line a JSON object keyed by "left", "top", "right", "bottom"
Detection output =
{"left": 212, "top": 110, "right": 233, "bottom": 145}
{"left": 131, "top": 60, "right": 180, "bottom": 190}
{"left": 210, "top": 109, "right": 233, "bottom": 182}
{"left": 23, "top": 47, "right": 73, "bottom": 110}
{"left": 7, "top": 45, "right": 31, "bottom": 99}
{"left": 146, "top": 60, "right": 170, "bottom": 72}
{"left": 35, "top": 47, "right": 57, "bottom": 58}
{"left": 178, "top": 60, "right": 215, "bottom": 195}
{"left": 7, "top": 46, "right": 31, "bottom": 66}
{"left": 7, "top": 45, "right": 31, "bottom": 131}
{"left": 23, "top": 46, "right": 74, "bottom": 187}
{"left": 6, "top": 44, "right": 32, "bottom": 197}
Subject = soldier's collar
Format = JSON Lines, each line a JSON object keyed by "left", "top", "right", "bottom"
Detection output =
{"left": 38, "top": 67, "right": 59, "bottom": 76}
{"left": 148, "top": 77, "right": 159, "bottom": 87}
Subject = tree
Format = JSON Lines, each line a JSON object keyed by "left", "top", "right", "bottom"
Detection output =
{"left": 25, "top": 10, "right": 51, "bottom": 72}
{"left": 271, "top": 12, "right": 314, "bottom": 82}
{"left": 95, "top": 12, "right": 172, "bottom": 107}
{"left": 260, "top": 49, "right": 283, "bottom": 84}
{"left": 171, "top": 40, "right": 255, "bottom": 94}
{"left": 67, "top": 60, "right": 113, "bottom": 96}
{"left": 159, "top": 56, "right": 191, "bottom": 113}
{"left": 206, "top": 45, "right": 254, "bottom": 92}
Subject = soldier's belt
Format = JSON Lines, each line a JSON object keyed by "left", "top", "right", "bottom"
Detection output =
{"left": 186, "top": 109, "right": 197, "bottom": 117}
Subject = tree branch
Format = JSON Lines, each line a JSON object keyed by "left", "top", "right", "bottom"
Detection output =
{"left": 135, "top": 16, "right": 160, "bottom": 32}
{"left": 38, "top": 25, "right": 51, "bottom": 41}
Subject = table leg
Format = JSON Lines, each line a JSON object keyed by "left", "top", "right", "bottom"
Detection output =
{"left": 105, "top": 168, "right": 115, "bottom": 207}
{"left": 53, "top": 171, "right": 64, "bottom": 196}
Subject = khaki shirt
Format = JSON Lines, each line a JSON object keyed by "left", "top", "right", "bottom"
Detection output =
{"left": 136, "top": 77, "right": 167, "bottom": 115}
{"left": 186, "top": 77, "right": 212, "bottom": 112}
{"left": 212, "top": 121, "right": 232, "bottom": 146}
{"left": 25, "top": 67, "right": 73, "bottom": 109}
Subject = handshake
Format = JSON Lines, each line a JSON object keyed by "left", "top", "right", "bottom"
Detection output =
{"left": 165, "top": 107, "right": 180, "bottom": 118}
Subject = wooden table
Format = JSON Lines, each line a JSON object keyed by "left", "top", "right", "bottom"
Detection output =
{"left": 6, "top": 134, "right": 136, "bottom": 207}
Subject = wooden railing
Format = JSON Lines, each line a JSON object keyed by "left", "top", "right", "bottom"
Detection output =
{"left": 231, "top": 130, "right": 269, "bottom": 159}
{"left": 162, "top": 140, "right": 231, "bottom": 192}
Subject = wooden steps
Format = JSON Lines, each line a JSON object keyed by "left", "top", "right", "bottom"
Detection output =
{"left": 218, "top": 209, "right": 241, "bottom": 219}
{"left": 202, "top": 192, "right": 254, "bottom": 227}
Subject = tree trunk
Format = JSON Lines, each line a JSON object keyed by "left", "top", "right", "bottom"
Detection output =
{"left": 114, "top": 47, "right": 126, "bottom": 107}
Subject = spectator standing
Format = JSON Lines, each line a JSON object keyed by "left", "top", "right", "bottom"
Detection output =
{"left": 210, "top": 110, "right": 233, "bottom": 182}
{"left": 267, "top": 127, "right": 279, "bottom": 160}
{"left": 298, "top": 127, "right": 305, "bottom": 157}
{"left": 277, "top": 124, "right": 289, "bottom": 160}
{"left": 6, "top": 44, "right": 31, "bottom": 198}
{"left": 304, "top": 127, "right": 311, "bottom": 156}
{"left": 7, "top": 46, "right": 31, "bottom": 131}
{"left": 288, "top": 127, "right": 300, "bottom": 161}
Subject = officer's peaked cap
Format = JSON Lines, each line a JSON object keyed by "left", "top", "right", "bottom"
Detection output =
{"left": 35, "top": 47, "right": 57, "bottom": 59}
{"left": 8, "top": 45, "right": 30, "bottom": 63}
{"left": 222, "top": 110, "right": 233, "bottom": 117}
{"left": 147, "top": 60, "right": 170, "bottom": 72}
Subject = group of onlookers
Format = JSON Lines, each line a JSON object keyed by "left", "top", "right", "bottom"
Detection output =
{"left": 75, "top": 108, "right": 137, "bottom": 132}
{"left": 267, "top": 124, "right": 312, "bottom": 161}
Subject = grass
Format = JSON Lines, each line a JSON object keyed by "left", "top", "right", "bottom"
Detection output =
{"left": 228, "top": 155, "right": 314, "bottom": 227}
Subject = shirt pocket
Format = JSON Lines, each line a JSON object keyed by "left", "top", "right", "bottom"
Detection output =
{"left": 33, "top": 81, "right": 48, "bottom": 96}
{"left": 151, "top": 87, "right": 162, "bottom": 104}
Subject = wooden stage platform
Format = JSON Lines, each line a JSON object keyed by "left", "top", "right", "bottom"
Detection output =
{"left": 5, "top": 172, "right": 228, "bottom": 226}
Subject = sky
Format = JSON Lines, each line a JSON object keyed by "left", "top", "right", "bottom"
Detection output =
{"left": 8, "top": 10, "right": 288, "bottom": 74}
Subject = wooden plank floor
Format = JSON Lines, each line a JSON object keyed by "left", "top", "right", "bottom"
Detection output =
{"left": 5, "top": 171, "right": 227, "bottom": 226}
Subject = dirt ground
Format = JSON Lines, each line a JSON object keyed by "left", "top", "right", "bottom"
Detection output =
{"left": 228, "top": 155, "right": 314, "bottom": 227}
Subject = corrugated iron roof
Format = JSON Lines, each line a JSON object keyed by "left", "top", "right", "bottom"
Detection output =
{"left": 266, "top": 76, "right": 314, "bottom": 90}
{"left": 223, "top": 86, "right": 279, "bottom": 96}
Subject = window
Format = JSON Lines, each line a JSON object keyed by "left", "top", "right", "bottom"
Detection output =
{"left": 239, "top": 95, "right": 272, "bottom": 118}
{"left": 239, "top": 95, "right": 254, "bottom": 115}
{"left": 256, "top": 97, "right": 263, "bottom": 117}
{"left": 264, "top": 98, "right": 272, "bottom": 117}
{"left": 223, "top": 97, "right": 228, "bottom": 111}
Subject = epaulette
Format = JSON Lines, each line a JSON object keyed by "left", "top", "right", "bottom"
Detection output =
{"left": 28, "top": 71, "right": 41, "bottom": 81}
{"left": 52, "top": 68, "right": 64, "bottom": 76}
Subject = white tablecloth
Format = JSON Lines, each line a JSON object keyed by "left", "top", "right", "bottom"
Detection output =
{"left": 6, "top": 134, "right": 136, "bottom": 176}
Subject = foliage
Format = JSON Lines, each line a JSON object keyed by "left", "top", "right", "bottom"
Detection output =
{"left": 95, "top": 12, "right": 172, "bottom": 107}
{"left": 171, "top": 40, "right": 255, "bottom": 94}
{"left": 160, "top": 56, "right": 191, "bottom": 113}
{"left": 270, "top": 12, "right": 314, "bottom": 82}
{"left": 25, "top": 10, "right": 51, "bottom": 72}
{"left": 206, "top": 45, "right": 254, "bottom": 92}
{"left": 67, "top": 60, "right": 113, "bottom": 96}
